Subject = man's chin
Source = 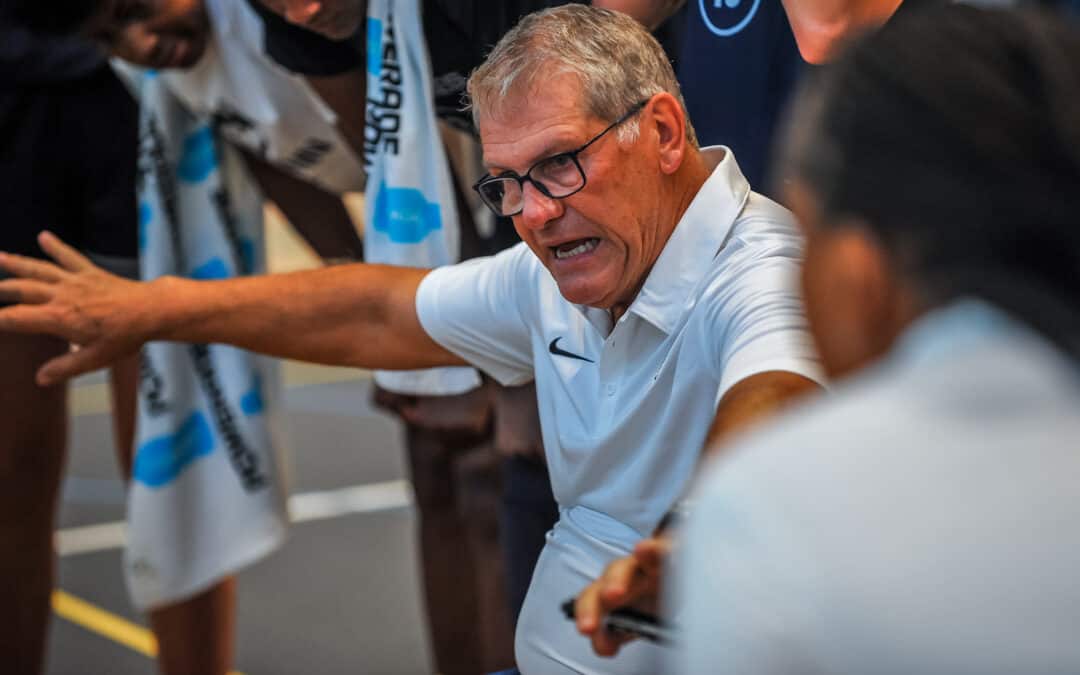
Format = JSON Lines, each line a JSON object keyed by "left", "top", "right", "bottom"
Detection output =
{"left": 553, "top": 278, "right": 609, "bottom": 309}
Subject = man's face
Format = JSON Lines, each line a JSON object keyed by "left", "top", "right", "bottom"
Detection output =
{"left": 89, "top": 0, "right": 210, "bottom": 70}
{"left": 258, "top": 0, "right": 364, "bottom": 40}
{"left": 479, "top": 75, "right": 668, "bottom": 310}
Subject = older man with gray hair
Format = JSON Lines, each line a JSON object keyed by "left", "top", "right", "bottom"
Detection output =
{"left": 0, "top": 6, "right": 820, "bottom": 672}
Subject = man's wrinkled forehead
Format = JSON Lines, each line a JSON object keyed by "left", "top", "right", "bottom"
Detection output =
{"left": 473, "top": 63, "right": 586, "bottom": 132}
{"left": 477, "top": 72, "right": 591, "bottom": 170}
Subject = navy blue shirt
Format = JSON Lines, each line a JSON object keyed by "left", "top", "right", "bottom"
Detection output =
{"left": 0, "top": 8, "right": 104, "bottom": 84}
{"left": 676, "top": 0, "right": 805, "bottom": 193}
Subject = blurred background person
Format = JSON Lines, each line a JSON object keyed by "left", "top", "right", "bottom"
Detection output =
{"left": 597, "top": 0, "right": 925, "bottom": 192}
{"left": 674, "top": 5, "right": 1080, "bottom": 673}
{"left": 0, "top": 6, "right": 139, "bottom": 674}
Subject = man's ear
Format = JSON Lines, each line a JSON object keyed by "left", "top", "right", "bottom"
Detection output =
{"left": 813, "top": 224, "right": 912, "bottom": 377}
{"left": 647, "top": 93, "right": 687, "bottom": 175}
{"left": 833, "top": 228, "right": 896, "bottom": 328}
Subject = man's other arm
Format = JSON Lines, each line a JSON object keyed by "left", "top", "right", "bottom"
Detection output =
{"left": 0, "top": 232, "right": 465, "bottom": 384}
{"left": 574, "top": 369, "right": 819, "bottom": 657}
{"left": 704, "top": 369, "right": 819, "bottom": 454}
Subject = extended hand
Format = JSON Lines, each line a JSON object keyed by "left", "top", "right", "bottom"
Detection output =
{"left": 0, "top": 232, "right": 154, "bottom": 385}
{"left": 574, "top": 535, "right": 672, "bottom": 657}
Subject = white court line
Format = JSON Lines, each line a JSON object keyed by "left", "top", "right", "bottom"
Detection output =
{"left": 55, "top": 480, "right": 413, "bottom": 558}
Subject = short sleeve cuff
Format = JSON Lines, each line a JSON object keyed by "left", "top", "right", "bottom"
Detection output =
{"left": 416, "top": 266, "right": 534, "bottom": 387}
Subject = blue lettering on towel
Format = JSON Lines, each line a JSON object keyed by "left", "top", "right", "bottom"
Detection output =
{"left": 177, "top": 126, "right": 218, "bottom": 183}
{"left": 368, "top": 19, "right": 384, "bottom": 75}
{"left": 191, "top": 257, "right": 229, "bottom": 280}
{"left": 133, "top": 411, "right": 215, "bottom": 487}
{"left": 372, "top": 181, "right": 442, "bottom": 244}
{"left": 240, "top": 377, "right": 265, "bottom": 416}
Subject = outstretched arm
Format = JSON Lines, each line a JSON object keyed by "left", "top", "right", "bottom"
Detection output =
{"left": 0, "top": 232, "right": 464, "bottom": 385}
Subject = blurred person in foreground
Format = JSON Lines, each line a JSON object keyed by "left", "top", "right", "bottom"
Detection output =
{"left": 0, "top": 6, "right": 822, "bottom": 672}
{"left": 582, "top": 6, "right": 1080, "bottom": 673}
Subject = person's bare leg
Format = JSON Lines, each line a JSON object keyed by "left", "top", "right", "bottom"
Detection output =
{"left": 148, "top": 578, "right": 237, "bottom": 675}
{"left": 405, "top": 424, "right": 484, "bottom": 675}
{"left": 0, "top": 332, "right": 69, "bottom": 675}
{"left": 110, "top": 354, "right": 237, "bottom": 675}
{"left": 108, "top": 354, "right": 139, "bottom": 477}
{"left": 455, "top": 445, "right": 515, "bottom": 671}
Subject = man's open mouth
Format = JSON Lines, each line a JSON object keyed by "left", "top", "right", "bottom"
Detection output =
{"left": 553, "top": 238, "right": 600, "bottom": 260}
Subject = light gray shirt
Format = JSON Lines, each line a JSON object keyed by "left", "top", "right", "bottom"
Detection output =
{"left": 672, "top": 300, "right": 1080, "bottom": 674}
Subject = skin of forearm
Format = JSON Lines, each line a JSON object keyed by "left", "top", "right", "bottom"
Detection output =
{"left": 704, "top": 370, "right": 821, "bottom": 455}
{"left": 147, "top": 264, "right": 463, "bottom": 370}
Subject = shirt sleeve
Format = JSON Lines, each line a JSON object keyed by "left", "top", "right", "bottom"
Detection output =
{"left": 704, "top": 209, "right": 824, "bottom": 400}
{"left": 415, "top": 243, "right": 537, "bottom": 386}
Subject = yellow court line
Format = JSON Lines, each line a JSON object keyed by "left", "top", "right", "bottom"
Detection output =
{"left": 51, "top": 590, "right": 243, "bottom": 675}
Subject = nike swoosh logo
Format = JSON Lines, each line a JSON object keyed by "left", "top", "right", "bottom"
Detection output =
{"left": 549, "top": 337, "right": 594, "bottom": 363}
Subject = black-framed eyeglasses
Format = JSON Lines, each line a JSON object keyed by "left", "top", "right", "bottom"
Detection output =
{"left": 472, "top": 99, "right": 649, "bottom": 218}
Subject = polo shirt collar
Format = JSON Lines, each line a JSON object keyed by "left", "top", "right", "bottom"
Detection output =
{"left": 627, "top": 146, "right": 751, "bottom": 335}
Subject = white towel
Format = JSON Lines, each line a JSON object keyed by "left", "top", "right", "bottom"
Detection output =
{"left": 364, "top": 0, "right": 482, "bottom": 395}
{"left": 122, "top": 74, "right": 289, "bottom": 612}
{"left": 115, "top": 0, "right": 370, "bottom": 611}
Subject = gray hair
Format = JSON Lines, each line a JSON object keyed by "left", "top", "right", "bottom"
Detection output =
{"left": 467, "top": 5, "right": 698, "bottom": 146}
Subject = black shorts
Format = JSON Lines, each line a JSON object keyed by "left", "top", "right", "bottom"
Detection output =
{"left": 0, "top": 65, "right": 138, "bottom": 278}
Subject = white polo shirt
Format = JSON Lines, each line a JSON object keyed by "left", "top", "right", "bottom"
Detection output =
{"left": 418, "top": 146, "right": 819, "bottom": 534}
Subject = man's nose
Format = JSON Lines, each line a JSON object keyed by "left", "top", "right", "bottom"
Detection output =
{"left": 284, "top": 0, "right": 322, "bottom": 24}
{"left": 517, "top": 181, "right": 563, "bottom": 231}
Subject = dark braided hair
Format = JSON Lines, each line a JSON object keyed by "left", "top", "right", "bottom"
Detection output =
{"left": 782, "top": 5, "right": 1080, "bottom": 358}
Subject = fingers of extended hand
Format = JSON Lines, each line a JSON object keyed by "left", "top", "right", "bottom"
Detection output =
{"left": 0, "top": 278, "right": 54, "bottom": 305}
{"left": 38, "top": 231, "right": 95, "bottom": 272}
{"left": 0, "top": 251, "right": 65, "bottom": 282}
{"left": 0, "top": 304, "right": 69, "bottom": 337}
{"left": 36, "top": 342, "right": 113, "bottom": 386}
